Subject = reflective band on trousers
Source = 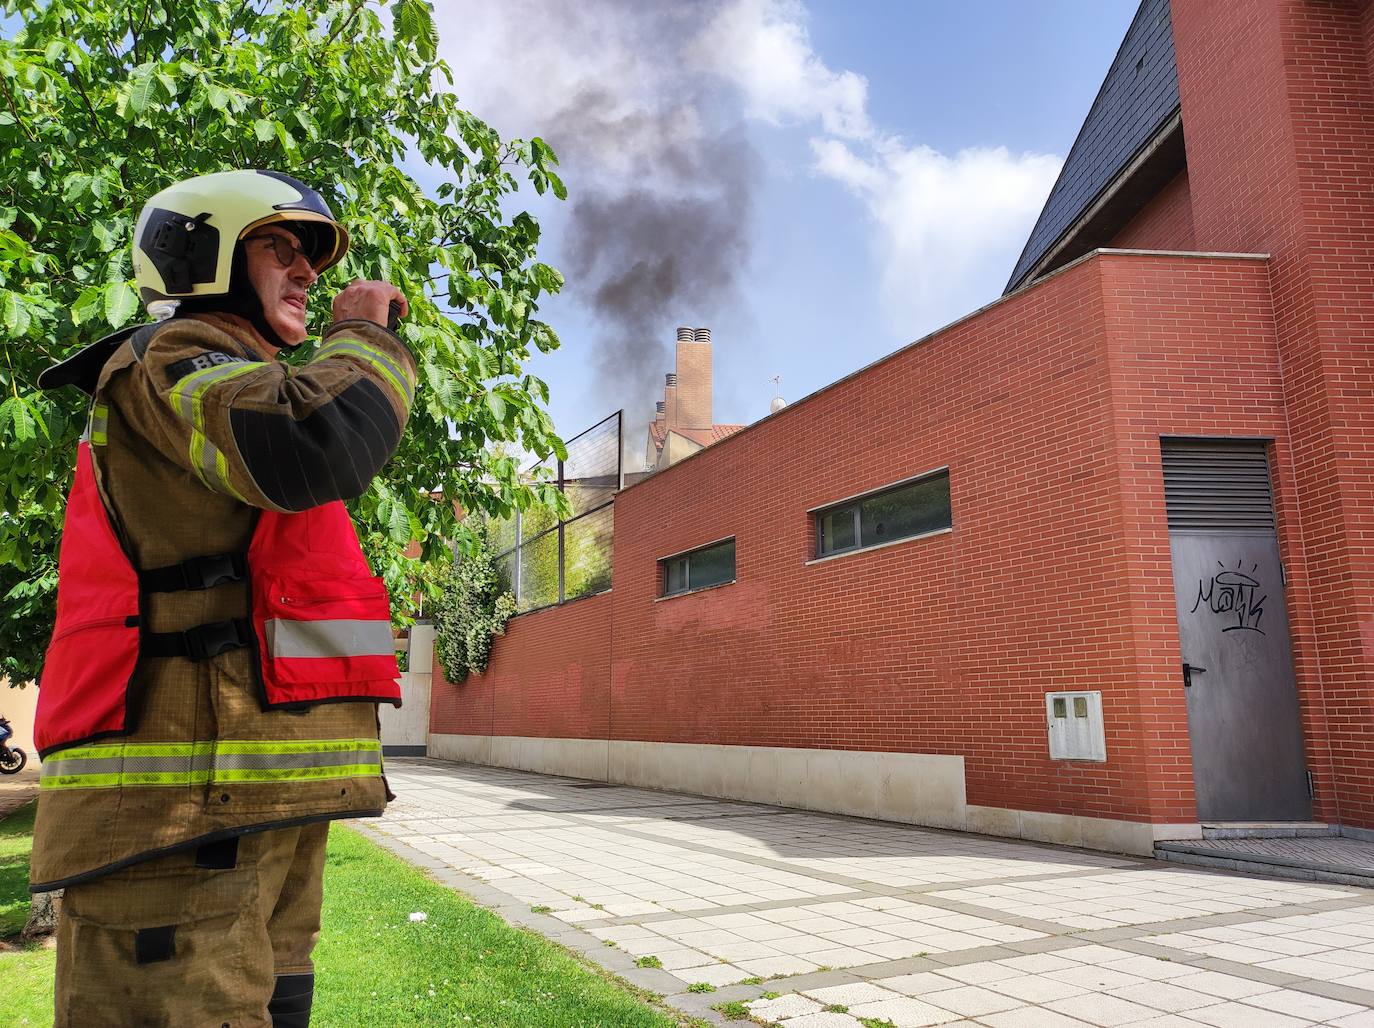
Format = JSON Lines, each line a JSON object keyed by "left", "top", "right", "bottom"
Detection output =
{"left": 264, "top": 618, "right": 396, "bottom": 660}
{"left": 39, "top": 738, "right": 382, "bottom": 790}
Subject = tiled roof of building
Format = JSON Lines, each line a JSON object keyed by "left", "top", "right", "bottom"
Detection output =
{"left": 679, "top": 425, "right": 746, "bottom": 446}
{"left": 648, "top": 422, "right": 745, "bottom": 452}
{"left": 1005, "top": 0, "right": 1179, "bottom": 292}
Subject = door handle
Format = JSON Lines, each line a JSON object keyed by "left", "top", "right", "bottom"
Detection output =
{"left": 1182, "top": 662, "right": 1207, "bottom": 688}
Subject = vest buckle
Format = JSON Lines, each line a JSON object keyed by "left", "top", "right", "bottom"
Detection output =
{"left": 139, "top": 552, "right": 247, "bottom": 593}
{"left": 181, "top": 618, "right": 252, "bottom": 661}
{"left": 183, "top": 553, "right": 246, "bottom": 591}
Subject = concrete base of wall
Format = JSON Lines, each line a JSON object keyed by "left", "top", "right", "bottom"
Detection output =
{"left": 966, "top": 805, "right": 1201, "bottom": 855}
{"left": 427, "top": 734, "right": 1194, "bottom": 857}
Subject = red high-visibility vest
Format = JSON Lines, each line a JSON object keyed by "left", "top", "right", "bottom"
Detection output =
{"left": 35, "top": 441, "right": 401, "bottom": 757}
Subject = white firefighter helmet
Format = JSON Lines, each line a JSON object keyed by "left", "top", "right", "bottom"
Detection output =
{"left": 132, "top": 169, "right": 349, "bottom": 305}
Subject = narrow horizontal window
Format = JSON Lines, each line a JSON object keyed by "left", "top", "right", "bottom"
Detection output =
{"left": 661, "top": 538, "right": 736, "bottom": 597}
{"left": 815, "top": 470, "right": 951, "bottom": 558}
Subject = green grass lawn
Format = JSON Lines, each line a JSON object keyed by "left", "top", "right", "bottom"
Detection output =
{"left": 0, "top": 801, "right": 53, "bottom": 1027}
{"left": 1, "top": 800, "right": 37, "bottom": 936}
{"left": 0, "top": 802, "right": 697, "bottom": 1027}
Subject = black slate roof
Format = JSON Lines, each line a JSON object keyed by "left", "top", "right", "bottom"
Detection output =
{"left": 1005, "top": 0, "right": 1180, "bottom": 292}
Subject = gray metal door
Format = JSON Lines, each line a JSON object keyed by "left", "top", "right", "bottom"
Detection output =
{"left": 1163, "top": 441, "right": 1311, "bottom": 821}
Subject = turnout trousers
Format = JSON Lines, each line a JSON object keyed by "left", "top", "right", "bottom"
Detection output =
{"left": 54, "top": 822, "right": 328, "bottom": 1028}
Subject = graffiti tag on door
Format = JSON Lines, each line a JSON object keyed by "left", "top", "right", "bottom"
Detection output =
{"left": 1191, "top": 559, "right": 1266, "bottom": 634}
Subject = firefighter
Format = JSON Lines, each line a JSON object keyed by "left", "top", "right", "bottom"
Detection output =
{"left": 30, "top": 169, "right": 416, "bottom": 1027}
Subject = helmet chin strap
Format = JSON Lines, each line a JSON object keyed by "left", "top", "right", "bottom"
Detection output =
{"left": 174, "top": 241, "right": 300, "bottom": 352}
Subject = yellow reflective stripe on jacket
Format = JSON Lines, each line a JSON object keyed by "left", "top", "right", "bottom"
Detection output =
{"left": 168, "top": 359, "right": 265, "bottom": 423}
{"left": 39, "top": 738, "right": 382, "bottom": 790}
{"left": 46, "top": 741, "right": 215, "bottom": 760}
{"left": 313, "top": 336, "right": 414, "bottom": 409}
{"left": 87, "top": 404, "right": 109, "bottom": 446}
{"left": 165, "top": 360, "right": 263, "bottom": 499}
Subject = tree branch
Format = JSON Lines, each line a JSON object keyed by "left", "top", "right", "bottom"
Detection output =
{"left": 227, "top": 0, "right": 256, "bottom": 43}
{"left": 69, "top": 70, "right": 111, "bottom": 146}
{"left": 0, "top": 79, "right": 36, "bottom": 144}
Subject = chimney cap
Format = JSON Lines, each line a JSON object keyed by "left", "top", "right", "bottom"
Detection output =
{"left": 694, "top": 327, "right": 711, "bottom": 343}
{"left": 676, "top": 326, "right": 693, "bottom": 341}
{"left": 665, "top": 372, "right": 678, "bottom": 386}
{"left": 655, "top": 401, "right": 666, "bottom": 414}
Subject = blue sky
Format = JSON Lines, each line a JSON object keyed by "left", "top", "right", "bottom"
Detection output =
{"left": 431, "top": 1, "right": 1139, "bottom": 463}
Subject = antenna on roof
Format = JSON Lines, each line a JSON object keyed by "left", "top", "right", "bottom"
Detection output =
{"left": 769, "top": 375, "right": 786, "bottom": 415}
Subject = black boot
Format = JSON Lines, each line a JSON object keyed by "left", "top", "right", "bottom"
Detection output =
{"left": 268, "top": 972, "right": 314, "bottom": 1028}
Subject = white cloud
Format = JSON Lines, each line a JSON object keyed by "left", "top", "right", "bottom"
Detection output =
{"left": 693, "top": 0, "right": 1062, "bottom": 333}
{"left": 690, "top": 0, "right": 872, "bottom": 140}
{"left": 814, "top": 138, "right": 1062, "bottom": 331}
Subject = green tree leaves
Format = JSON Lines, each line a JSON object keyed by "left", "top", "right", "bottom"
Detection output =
{"left": 103, "top": 282, "right": 137, "bottom": 328}
{"left": 0, "top": 0, "right": 571, "bottom": 684}
{"left": 395, "top": 0, "right": 438, "bottom": 62}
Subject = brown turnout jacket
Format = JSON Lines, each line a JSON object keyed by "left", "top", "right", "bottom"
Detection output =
{"left": 30, "top": 313, "right": 416, "bottom": 891}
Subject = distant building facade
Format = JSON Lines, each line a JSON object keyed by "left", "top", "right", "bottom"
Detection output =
{"left": 430, "top": 0, "right": 1374, "bottom": 854}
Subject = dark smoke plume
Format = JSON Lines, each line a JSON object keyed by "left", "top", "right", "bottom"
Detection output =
{"left": 538, "top": 36, "right": 759, "bottom": 438}
{"left": 562, "top": 135, "right": 754, "bottom": 422}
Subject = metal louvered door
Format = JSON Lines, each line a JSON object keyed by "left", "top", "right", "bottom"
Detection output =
{"left": 1162, "top": 441, "right": 1310, "bottom": 821}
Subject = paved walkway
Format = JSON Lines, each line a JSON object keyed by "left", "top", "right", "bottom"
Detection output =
{"left": 0, "top": 766, "right": 38, "bottom": 819}
{"left": 365, "top": 758, "right": 1374, "bottom": 1027}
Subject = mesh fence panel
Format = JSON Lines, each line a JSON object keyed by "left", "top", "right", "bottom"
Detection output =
{"left": 518, "top": 529, "right": 559, "bottom": 612}
{"left": 489, "top": 514, "right": 518, "bottom": 556}
{"left": 564, "top": 505, "right": 613, "bottom": 601}
{"left": 563, "top": 414, "right": 621, "bottom": 518}
{"left": 495, "top": 550, "right": 516, "bottom": 597}
{"left": 487, "top": 412, "right": 621, "bottom": 612}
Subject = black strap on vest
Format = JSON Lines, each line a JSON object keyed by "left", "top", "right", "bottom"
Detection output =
{"left": 144, "top": 618, "right": 253, "bottom": 661}
{"left": 140, "top": 552, "right": 247, "bottom": 593}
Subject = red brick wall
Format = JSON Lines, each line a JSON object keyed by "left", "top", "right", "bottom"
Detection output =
{"left": 430, "top": 591, "right": 612, "bottom": 740}
{"left": 1097, "top": 253, "right": 1308, "bottom": 820}
{"left": 1172, "top": 0, "right": 1374, "bottom": 827}
{"left": 435, "top": 252, "right": 1297, "bottom": 826}
{"left": 1110, "top": 170, "right": 1196, "bottom": 251}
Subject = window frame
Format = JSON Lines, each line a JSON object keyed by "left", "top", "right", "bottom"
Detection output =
{"left": 658, "top": 535, "right": 737, "bottom": 599}
{"left": 809, "top": 467, "right": 952, "bottom": 562}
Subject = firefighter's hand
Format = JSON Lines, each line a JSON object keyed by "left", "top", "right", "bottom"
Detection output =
{"left": 332, "top": 280, "right": 409, "bottom": 330}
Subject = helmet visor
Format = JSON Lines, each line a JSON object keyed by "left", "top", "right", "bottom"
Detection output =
{"left": 238, "top": 212, "right": 349, "bottom": 274}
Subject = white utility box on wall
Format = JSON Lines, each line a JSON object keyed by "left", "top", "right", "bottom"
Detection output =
{"left": 1045, "top": 691, "right": 1106, "bottom": 761}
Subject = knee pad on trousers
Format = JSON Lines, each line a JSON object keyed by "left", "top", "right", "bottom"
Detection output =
{"left": 268, "top": 972, "right": 314, "bottom": 1028}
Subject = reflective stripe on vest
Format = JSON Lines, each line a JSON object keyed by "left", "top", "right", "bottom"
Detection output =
{"left": 264, "top": 618, "right": 396, "bottom": 660}
{"left": 39, "top": 738, "right": 383, "bottom": 790}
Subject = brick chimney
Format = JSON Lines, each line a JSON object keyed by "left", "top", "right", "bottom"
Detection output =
{"left": 674, "top": 325, "right": 712, "bottom": 430}
{"left": 663, "top": 373, "right": 678, "bottom": 431}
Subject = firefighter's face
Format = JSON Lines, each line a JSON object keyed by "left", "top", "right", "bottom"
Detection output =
{"left": 243, "top": 226, "right": 319, "bottom": 348}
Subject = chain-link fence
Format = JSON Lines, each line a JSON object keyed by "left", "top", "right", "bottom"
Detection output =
{"left": 491, "top": 412, "right": 620, "bottom": 614}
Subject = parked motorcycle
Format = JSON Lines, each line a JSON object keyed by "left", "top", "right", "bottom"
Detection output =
{"left": 0, "top": 716, "right": 26, "bottom": 774}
